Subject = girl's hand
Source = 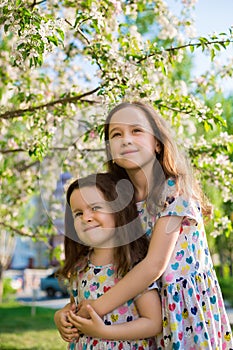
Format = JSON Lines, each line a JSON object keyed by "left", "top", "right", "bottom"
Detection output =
{"left": 77, "top": 299, "right": 97, "bottom": 318}
{"left": 68, "top": 304, "right": 106, "bottom": 338}
{"left": 54, "top": 303, "right": 79, "bottom": 342}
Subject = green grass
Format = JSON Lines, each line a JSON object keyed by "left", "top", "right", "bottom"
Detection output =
{"left": 219, "top": 277, "right": 233, "bottom": 307}
{"left": 0, "top": 301, "right": 66, "bottom": 350}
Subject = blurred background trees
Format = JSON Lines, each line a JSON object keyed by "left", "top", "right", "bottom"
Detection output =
{"left": 0, "top": 0, "right": 232, "bottom": 275}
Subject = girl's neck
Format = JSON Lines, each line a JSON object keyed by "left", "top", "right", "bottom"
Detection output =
{"left": 89, "top": 248, "right": 114, "bottom": 266}
{"left": 127, "top": 166, "right": 153, "bottom": 202}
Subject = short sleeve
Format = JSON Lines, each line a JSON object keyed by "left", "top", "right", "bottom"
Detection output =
{"left": 134, "top": 280, "right": 159, "bottom": 301}
{"left": 157, "top": 178, "right": 202, "bottom": 225}
{"left": 148, "top": 281, "right": 159, "bottom": 290}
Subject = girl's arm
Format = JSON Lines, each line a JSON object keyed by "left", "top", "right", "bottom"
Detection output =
{"left": 78, "top": 215, "right": 182, "bottom": 318}
{"left": 68, "top": 288, "right": 162, "bottom": 340}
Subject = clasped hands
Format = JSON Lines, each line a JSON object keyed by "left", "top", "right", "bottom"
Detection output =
{"left": 54, "top": 299, "right": 104, "bottom": 342}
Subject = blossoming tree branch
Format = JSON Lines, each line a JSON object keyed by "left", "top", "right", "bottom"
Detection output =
{"left": 0, "top": 0, "right": 232, "bottom": 264}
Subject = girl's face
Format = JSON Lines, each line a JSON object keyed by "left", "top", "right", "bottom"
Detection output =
{"left": 70, "top": 186, "right": 116, "bottom": 248}
{"left": 108, "top": 106, "right": 159, "bottom": 172}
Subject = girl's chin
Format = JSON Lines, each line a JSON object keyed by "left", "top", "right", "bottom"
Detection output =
{"left": 115, "top": 159, "right": 141, "bottom": 169}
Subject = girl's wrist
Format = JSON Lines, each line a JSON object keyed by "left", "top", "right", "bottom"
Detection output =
{"left": 92, "top": 299, "right": 104, "bottom": 318}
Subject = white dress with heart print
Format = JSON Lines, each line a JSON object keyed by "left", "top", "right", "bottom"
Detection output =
{"left": 68, "top": 261, "right": 157, "bottom": 350}
{"left": 137, "top": 178, "right": 233, "bottom": 350}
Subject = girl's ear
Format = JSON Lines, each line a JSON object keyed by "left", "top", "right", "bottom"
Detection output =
{"left": 155, "top": 139, "right": 161, "bottom": 154}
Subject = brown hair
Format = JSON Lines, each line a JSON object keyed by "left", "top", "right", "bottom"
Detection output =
{"left": 104, "top": 101, "right": 212, "bottom": 217}
{"left": 59, "top": 173, "right": 149, "bottom": 279}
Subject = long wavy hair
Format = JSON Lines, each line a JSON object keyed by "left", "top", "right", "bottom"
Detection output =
{"left": 59, "top": 173, "right": 148, "bottom": 280}
{"left": 104, "top": 101, "right": 212, "bottom": 217}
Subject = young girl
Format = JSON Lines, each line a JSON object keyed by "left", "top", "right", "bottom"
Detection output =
{"left": 56, "top": 102, "right": 232, "bottom": 349}
{"left": 56, "top": 172, "right": 162, "bottom": 349}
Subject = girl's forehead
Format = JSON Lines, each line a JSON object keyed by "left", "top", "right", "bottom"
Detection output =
{"left": 73, "top": 186, "right": 106, "bottom": 204}
{"left": 109, "top": 107, "right": 152, "bottom": 129}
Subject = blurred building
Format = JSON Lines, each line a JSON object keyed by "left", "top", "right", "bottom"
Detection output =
{"left": 10, "top": 172, "right": 71, "bottom": 269}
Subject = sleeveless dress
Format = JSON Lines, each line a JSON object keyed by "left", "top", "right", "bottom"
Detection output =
{"left": 69, "top": 260, "right": 157, "bottom": 350}
{"left": 137, "top": 178, "right": 233, "bottom": 350}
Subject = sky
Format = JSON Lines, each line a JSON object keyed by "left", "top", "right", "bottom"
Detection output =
{"left": 73, "top": 1, "right": 233, "bottom": 93}
{"left": 167, "top": 0, "right": 233, "bottom": 94}
{"left": 194, "top": 0, "right": 233, "bottom": 35}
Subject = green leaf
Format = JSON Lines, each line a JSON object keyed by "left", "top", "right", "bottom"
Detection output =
{"left": 190, "top": 45, "right": 194, "bottom": 53}
{"left": 203, "top": 121, "right": 211, "bottom": 132}
{"left": 154, "top": 99, "right": 162, "bottom": 105}
{"left": 56, "top": 28, "right": 65, "bottom": 41}
{"left": 227, "top": 143, "right": 233, "bottom": 153}
{"left": 214, "top": 44, "right": 220, "bottom": 51}
{"left": 160, "top": 62, "right": 167, "bottom": 75}
{"left": 83, "top": 133, "right": 89, "bottom": 142}
{"left": 46, "top": 35, "right": 59, "bottom": 46}
{"left": 210, "top": 48, "right": 215, "bottom": 61}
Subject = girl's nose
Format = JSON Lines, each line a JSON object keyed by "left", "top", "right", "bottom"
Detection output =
{"left": 82, "top": 210, "right": 93, "bottom": 222}
{"left": 122, "top": 134, "right": 132, "bottom": 145}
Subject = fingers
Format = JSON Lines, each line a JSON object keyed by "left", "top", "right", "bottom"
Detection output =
{"left": 62, "top": 317, "right": 73, "bottom": 328}
{"left": 55, "top": 304, "right": 80, "bottom": 343}
{"left": 62, "top": 326, "right": 78, "bottom": 335}
{"left": 86, "top": 304, "right": 102, "bottom": 323}
{"left": 77, "top": 299, "right": 93, "bottom": 318}
{"left": 59, "top": 327, "right": 79, "bottom": 342}
{"left": 67, "top": 305, "right": 98, "bottom": 331}
{"left": 61, "top": 333, "right": 79, "bottom": 343}
{"left": 61, "top": 334, "right": 73, "bottom": 342}
{"left": 67, "top": 310, "right": 79, "bottom": 324}
{"left": 67, "top": 311, "right": 89, "bottom": 329}
{"left": 71, "top": 303, "right": 77, "bottom": 312}
{"left": 86, "top": 304, "right": 96, "bottom": 317}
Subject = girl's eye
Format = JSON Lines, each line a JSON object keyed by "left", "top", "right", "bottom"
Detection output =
{"left": 133, "top": 128, "right": 143, "bottom": 133}
{"left": 92, "top": 206, "right": 102, "bottom": 212}
{"left": 110, "top": 132, "right": 121, "bottom": 138}
{"left": 73, "top": 212, "right": 82, "bottom": 218}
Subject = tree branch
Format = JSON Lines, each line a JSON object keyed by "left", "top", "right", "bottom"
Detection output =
{"left": 167, "top": 39, "right": 232, "bottom": 53}
{"left": 30, "top": 0, "right": 47, "bottom": 9}
{"left": 0, "top": 222, "right": 53, "bottom": 249}
{"left": 0, "top": 222, "right": 34, "bottom": 238}
{"left": 1, "top": 148, "right": 26, "bottom": 154}
{"left": 76, "top": 26, "right": 91, "bottom": 45}
{"left": 137, "top": 39, "right": 232, "bottom": 63}
{"left": 1, "top": 147, "right": 105, "bottom": 155}
{"left": 1, "top": 147, "right": 105, "bottom": 172}
{"left": 16, "top": 160, "right": 40, "bottom": 172}
{"left": 0, "top": 87, "right": 101, "bottom": 120}
{"left": 2, "top": 37, "right": 230, "bottom": 120}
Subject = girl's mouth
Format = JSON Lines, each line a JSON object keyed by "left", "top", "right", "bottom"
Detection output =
{"left": 121, "top": 149, "right": 138, "bottom": 156}
{"left": 84, "top": 225, "right": 100, "bottom": 232}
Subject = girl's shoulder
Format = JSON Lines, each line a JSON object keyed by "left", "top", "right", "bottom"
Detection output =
{"left": 158, "top": 178, "right": 202, "bottom": 223}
